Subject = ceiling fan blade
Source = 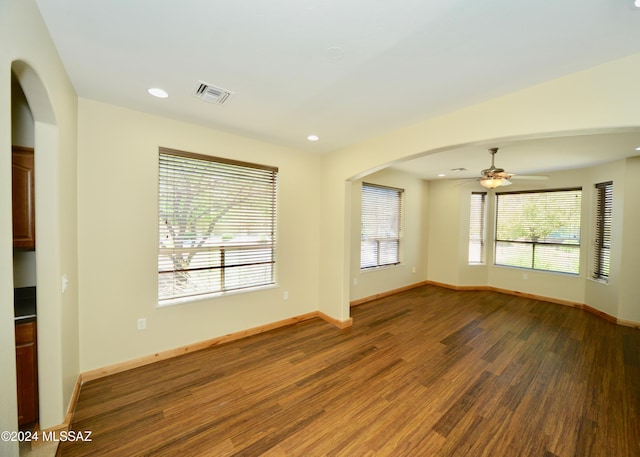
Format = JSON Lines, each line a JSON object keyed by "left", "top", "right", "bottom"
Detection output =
{"left": 510, "top": 175, "right": 549, "bottom": 180}
{"left": 454, "top": 178, "right": 480, "bottom": 187}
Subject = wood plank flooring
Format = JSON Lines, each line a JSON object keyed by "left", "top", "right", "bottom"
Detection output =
{"left": 57, "top": 285, "right": 640, "bottom": 456}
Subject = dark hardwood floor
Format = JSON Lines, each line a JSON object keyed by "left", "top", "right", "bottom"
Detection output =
{"left": 57, "top": 285, "right": 640, "bottom": 456}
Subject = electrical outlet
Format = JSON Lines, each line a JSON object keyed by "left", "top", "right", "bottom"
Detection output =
{"left": 283, "top": 291, "right": 289, "bottom": 300}
{"left": 523, "top": 273, "right": 528, "bottom": 280}
{"left": 137, "top": 318, "right": 146, "bottom": 330}
{"left": 353, "top": 277, "right": 358, "bottom": 286}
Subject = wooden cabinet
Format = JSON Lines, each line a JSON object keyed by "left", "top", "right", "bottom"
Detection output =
{"left": 12, "top": 146, "right": 35, "bottom": 249}
{"left": 15, "top": 319, "right": 39, "bottom": 426}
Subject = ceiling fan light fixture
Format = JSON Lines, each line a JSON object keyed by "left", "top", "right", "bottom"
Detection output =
{"left": 480, "top": 176, "right": 511, "bottom": 189}
{"left": 479, "top": 177, "right": 500, "bottom": 189}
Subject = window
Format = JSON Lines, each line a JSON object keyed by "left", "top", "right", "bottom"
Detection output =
{"left": 158, "top": 148, "right": 277, "bottom": 302}
{"left": 469, "top": 192, "right": 487, "bottom": 264}
{"left": 495, "top": 188, "right": 582, "bottom": 274}
{"left": 360, "top": 183, "right": 403, "bottom": 269}
{"left": 593, "top": 181, "right": 612, "bottom": 281}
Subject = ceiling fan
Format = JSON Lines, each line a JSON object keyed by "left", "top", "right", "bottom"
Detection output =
{"left": 478, "top": 147, "right": 548, "bottom": 189}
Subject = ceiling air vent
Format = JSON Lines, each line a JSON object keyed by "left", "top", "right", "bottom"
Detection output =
{"left": 193, "top": 82, "right": 234, "bottom": 105}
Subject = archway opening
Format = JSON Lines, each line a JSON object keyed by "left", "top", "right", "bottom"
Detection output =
{"left": 11, "top": 60, "right": 64, "bottom": 431}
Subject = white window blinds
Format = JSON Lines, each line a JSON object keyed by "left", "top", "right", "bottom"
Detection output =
{"left": 361, "top": 183, "right": 403, "bottom": 269}
{"left": 158, "top": 148, "right": 277, "bottom": 302}
{"left": 495, "top": 188, "right": 582, "bottom": 274}
{"left": 593, "top": 181, "right": 612, "bottom": 281}
{"left": 469, "top": 192, "right": 487, "bottom": 264}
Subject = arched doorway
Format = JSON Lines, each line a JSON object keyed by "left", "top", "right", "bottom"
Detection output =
{"left": 11, "top": 60, "right": 65, "bottom": 430}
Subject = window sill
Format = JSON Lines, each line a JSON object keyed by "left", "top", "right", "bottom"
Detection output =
{"left": 492, "top": 264, "right": 580, "bottom": 277}
{"left": 587, "top": 277, "right": 609, "bottom": 285}
{"left": 360, "top": 263, "right": 403, "bottom": 273}
{"left": 157, "top": 284, "right": 278, "bottom": 309}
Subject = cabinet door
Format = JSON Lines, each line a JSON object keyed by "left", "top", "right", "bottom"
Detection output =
{"left": 15, "top": 321, "right": 38, "bottom": 426}
{"left": 12, "top": 146, "right": 35, "bottom": 249}
{"left": 15, "top": 345, "right": 37, "bottom": 425}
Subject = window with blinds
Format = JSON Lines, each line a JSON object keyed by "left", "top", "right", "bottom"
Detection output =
{"left": 158, "top": 148, "right": 277, "bottom": 302}
{"left": 360, "top": 183, "right": 403, "bottom": 269}
{"left": 593, "top": 181, "right": 612, "bottom": 281}
{"left": 495, "top": 188, "right": 582, "bottom": 274}
{"left": 469, "top": 192, "right": 487, "bottom": 264}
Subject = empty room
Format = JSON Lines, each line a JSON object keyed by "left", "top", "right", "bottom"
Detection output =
{"left": 2, "top": 1, "right": 640, "bottom": 456}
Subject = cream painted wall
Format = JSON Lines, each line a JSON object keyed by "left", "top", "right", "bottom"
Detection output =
{"left": 619, "top": 157, "right": 640, "bottom": 323}
{"left": 318, "top": 167, "right": 351, "bottom": 321}
{"left": 77, "top": 99, "right": 321, "bottom": 371}
{"left": 1, "top": 0, "right": 79, "bottom": 453}
{"left": 426, "top": 180, "right": 463, "bottom": 285}
{"left": 349, "top": 168, "right": 428, "bottom": 302}
{"left": 11, "top": 73, "right": 34, "bottom": 148}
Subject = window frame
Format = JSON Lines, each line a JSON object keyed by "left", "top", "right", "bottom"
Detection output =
{"left": 158, "top": 147, "right": 278, "bottom": 304}
{"left": 360, "top": 182, "right": 404, "bottom": 270}
{"left": 494, "top": 187, "right": 582, "bottom": 275}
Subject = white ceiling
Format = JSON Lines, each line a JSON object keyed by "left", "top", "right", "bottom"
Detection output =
{"left": 34, "top": 0, "right": 640, "bottom": 174}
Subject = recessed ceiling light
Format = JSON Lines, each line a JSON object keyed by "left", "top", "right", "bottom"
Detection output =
{"left": 307, "top": 135, "right": 319, "bottom": 141}
{"left": 148, "top": 87, "right": 168, "bottom": 98}
{"left": 438, "top": 173, "right": 446, "bottom": 177}
{"left": 635, "top": 0, "right": 640, "bottom": 8}
{"left": 635, "top": 146, "right": 640, "bottom": 151}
